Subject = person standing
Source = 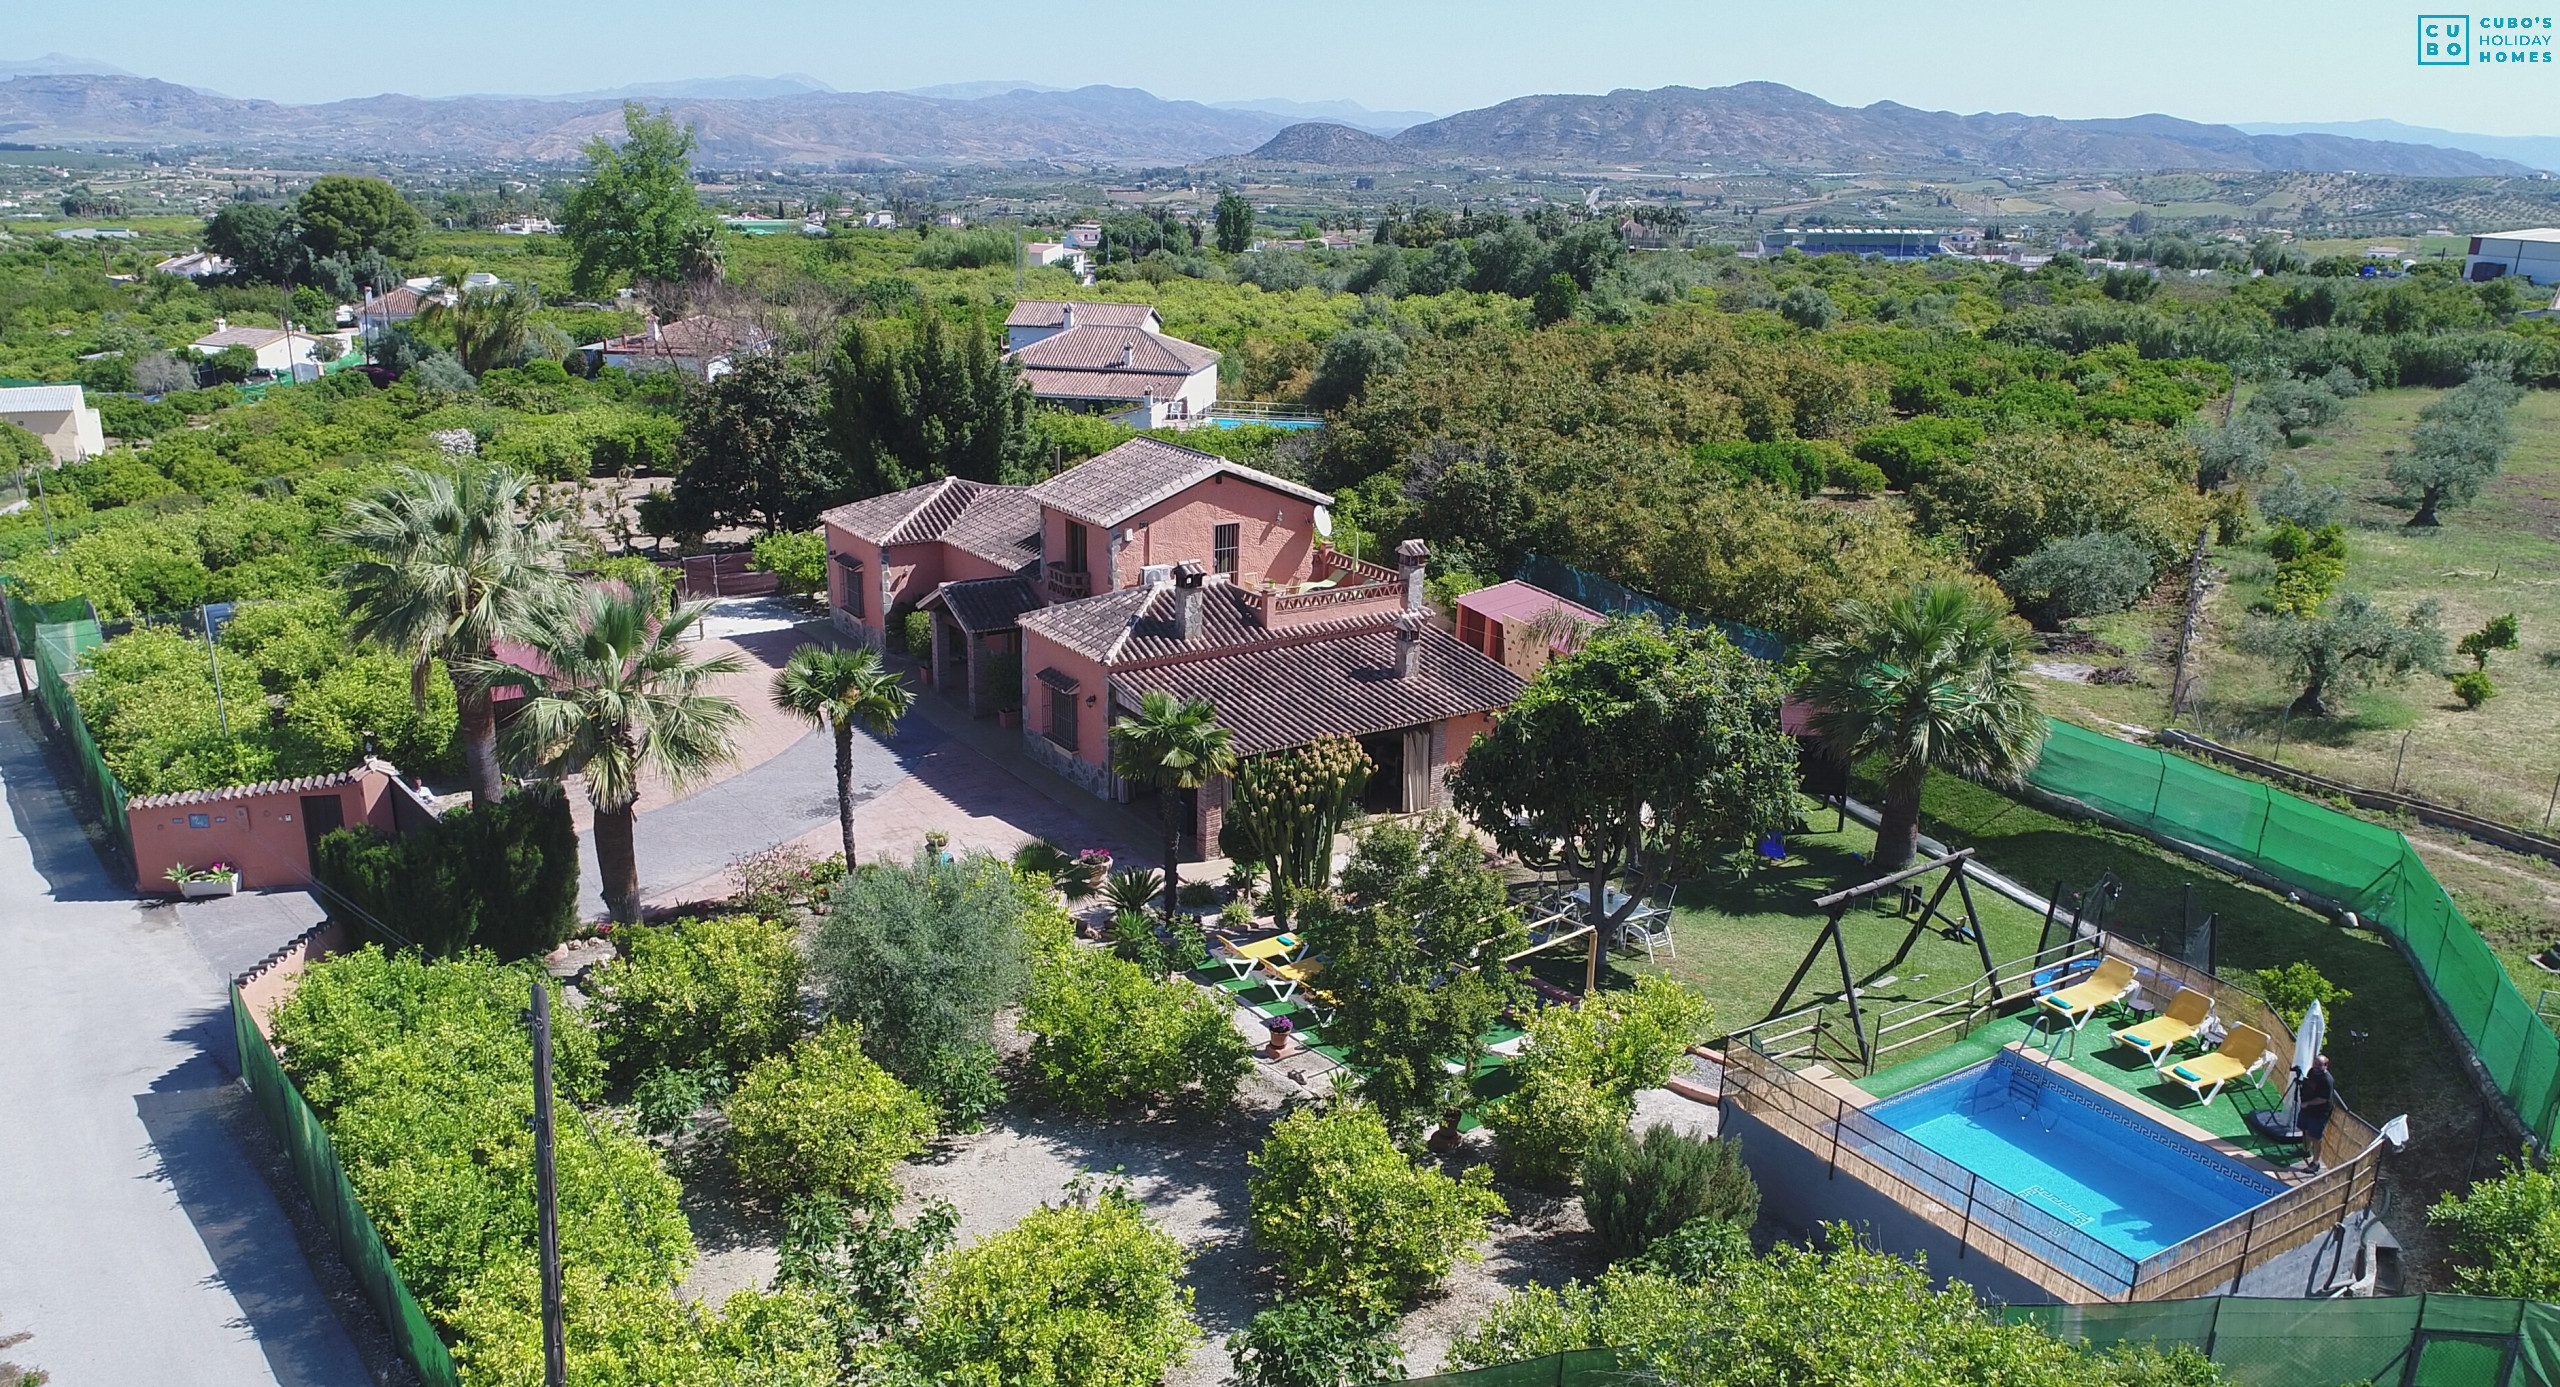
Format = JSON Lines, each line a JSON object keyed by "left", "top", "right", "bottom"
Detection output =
{"left": 2297, "top": 1052, "right": 2336, "bottom": 1174}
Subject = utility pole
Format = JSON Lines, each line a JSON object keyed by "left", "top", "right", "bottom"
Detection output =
{"left": 529, "top": 981, "right": 567, "bottom": 1387}
{"left": 201, "top": 603, "right": 231, "bottom": 740}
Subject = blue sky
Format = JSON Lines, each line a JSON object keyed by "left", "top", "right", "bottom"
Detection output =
{"left": 14, "top": 0, "right": 2555, "bottom": 134}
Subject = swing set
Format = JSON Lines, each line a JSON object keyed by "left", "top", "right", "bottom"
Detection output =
{"left": 1763, "top": 848, "right": 2000, "bottom": 1071}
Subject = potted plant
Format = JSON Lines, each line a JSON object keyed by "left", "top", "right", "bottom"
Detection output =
{"left": 1266, "top": 1014, "right": 1297, "bottom": 1059}
{"left": 165, "top": 861, "right": 240, "bottom": 899}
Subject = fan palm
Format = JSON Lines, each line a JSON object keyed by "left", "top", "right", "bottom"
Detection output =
{"left": 1799, "top": 582, "right": 2045, "bottom": 874}
{"left": 771, "top": 643, "right": 914, "bottom": 868}
{"left": 332, "top": 465, "right": 569, "bottom": 806}
{"left": 487, "top": 578, "right": 747, "bottom": 922}
{"left": 422, "top": 282, "right": 532, "bottom": 377}
{"left": 1109, "top": 691, "right": 1237, "bottom": 923}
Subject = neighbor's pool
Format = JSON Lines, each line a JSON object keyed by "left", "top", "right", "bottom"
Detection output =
{"left": 1867, "top": 1052, "right": 2283, "bottom": 1262}
{"left": 1201, "top": 415, "right": 1321, "bottom": 430}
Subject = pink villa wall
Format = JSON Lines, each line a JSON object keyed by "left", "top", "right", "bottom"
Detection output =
{"left": 825, "top": 525, "right": 1025, "bottom": 639}
{"left": 1020, "top": 632, "right": 1115, "bottom": 767}
{"left": 130, "top": 770, "right": 395, "bottom": 895}
{"left": 1041, "top": 475, "right": 1320, "bottom": 594}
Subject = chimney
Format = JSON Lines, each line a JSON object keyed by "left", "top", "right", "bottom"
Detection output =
{"left": 1174, "top": 561, "right": 1206, "bottom": 640}
{"left": 1121, "top": 339, "right": 1134, "bottom": 368}
{"left": 1396, "top": 538, "right": 1430, "bottom": 612}
{"left": 1060, "top": 302, "right": 1075, "bottom": 330}
{"left": 1394, "top": 608, "right": 1425, "bottom": 678}
{"left": 213, "top": 317, "right": 226, "bottom": 333}
{"left": 646, "top": 313, "right": 662, "bottom": 342}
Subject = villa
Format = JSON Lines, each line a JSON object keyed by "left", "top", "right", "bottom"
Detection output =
{"left": 581, "top": 314, "right": 777, "bottom": 379}
{"left": 0, "top": 383, "right": 106, "bottom": 462}
{"left": 1001, "top": 300, "right": 1218, "bottom": 429}
{"left": 820, "top": 437, "right": 1525, "bottom": 857}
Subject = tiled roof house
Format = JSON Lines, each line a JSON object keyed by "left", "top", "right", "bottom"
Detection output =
{"left": 1000, "top": 300, "right": 1218, "bottom": 429}
{"left": 819, "top": 438, "right": 1525, "bottom": 852}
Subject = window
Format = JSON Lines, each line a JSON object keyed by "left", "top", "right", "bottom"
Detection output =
{"left": 1064, "top": 522, "right": 1088, "bottom": 575}
{"left": 1048, "top": 683, "right": 1079, "bottom": 751}
{"left": 1212, "top": 523, "right": 1239, "bottom": 577}
{"left": 834, "top": 553, "right": 866, "bottom": 617}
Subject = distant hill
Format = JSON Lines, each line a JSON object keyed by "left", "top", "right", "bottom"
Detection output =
{"left": 0, "top": 75, "right": 1293, "bottom": 165}
{"left": 2238, "top": 119, "right": 2560, "bottom": 173}
{"left": 1213, "top": 97, "right": 1436, "bottom": 135}
{"left": 0, "top": 53, "right": 131, "bottom": 80}
{"left": 543, "top": 74, "right": 835, "bottom": 102}
{"left": 1242, "top": 122, "right": 1408, "bottom": 167}
{"left": 1384, "top": 83, "right": 2534, "bottom": 176}
{"left": 0, "top": 71, "right": 2533, "bottom": 177}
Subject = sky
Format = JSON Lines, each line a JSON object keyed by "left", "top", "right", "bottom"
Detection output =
{"left": 12, "top": 0, "right": 2556, "bottom": 135}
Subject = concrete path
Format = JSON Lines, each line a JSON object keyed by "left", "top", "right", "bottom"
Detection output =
{"left": 0, "top": 698, "right": 369, "bottom": 1385}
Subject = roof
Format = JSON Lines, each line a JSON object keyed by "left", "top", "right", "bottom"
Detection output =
{"left": 1116, "top": 624, "right": 1524, "bottom": 758}
{"left": 0, "top": 384, "right": 90, "bottom": 413}
{"left": 2479, "top": 228, "right": 2560, "bottom": 244}
{"left": 1018, "top": 575, "right": 1397, "bottom": 667}
{"left": 1009, "top": 323, "right": 1216, "bottom": 376}
{"left": 1005, "top": 300, "right": 1158, "bottom": 329}
{"left": 819, "top": 478, "right": 1041, "bottom": 570}
{"left": 1015, "top": 367, "right": 1200, "bottom": 403}
{"left": 1455, "top": 580, "right": 1605, "bottom": 627}
{"left": 193, "top": 326, "right": 288, "bottom": 349}
{"left": 361, "top": 286, "right": 423, "bottom": 315}
{"left": 1023, "top": 436, "right": 1328, "bottom": 529}
{"left": 129, "top": 767, "right": 367, "bottom": 811}
{"left": 593, "top": 315, "right": 777, "bottom": 357}
{"left": 921, "top": 576, "right": 1045, "bottom": 633}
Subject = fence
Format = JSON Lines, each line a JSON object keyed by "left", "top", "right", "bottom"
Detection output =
{"left": 229, "top": 981, "right": 459, "bottom": 1387}
{"left": 666, "top": 550, "right": 778, "bottom": 600}
{"left": 2030, "top": 719, "right": 2560, "bottom": 1149}
{"left": 4, "top": 587, "right": 131, "bottom": 865}
{"left": 1400, "top": 1349, "right": 1621, "bottom": 1387}
{"left": 1513, "top": 554, "right": 1788, "bottom": 662}
{"left": 2011, "top": 1293, "right": 2560, "bottom": 1387}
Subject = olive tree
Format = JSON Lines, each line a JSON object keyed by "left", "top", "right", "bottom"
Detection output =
{"left": 2237, "top": 592, "right": 2447, "bottom": 716}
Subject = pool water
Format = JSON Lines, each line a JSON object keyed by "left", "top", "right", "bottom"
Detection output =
{"left": 1867, "top": 1052, "right": 2283, "bottom": 1261}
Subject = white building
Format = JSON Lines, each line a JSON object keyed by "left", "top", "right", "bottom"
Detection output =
{"left": 1063, "top": 223, "right": 1103, "bottom": 250}
{"left": 153, "top": 251, "right": 232, "bottom": 279}
{"left": 189, "top": 321, "right": 356, "bottom": 374}
{"left": 1002, "top": 299, "right": 1161, "bottom": 352}
{"left": 1004, "top": 305, "right": 1219, "bottom": 430}
{"left": 0, "top": 384, "right": 106, "bottom": 462}
{"left": 2465, "top": 228, "right": 2560, "bottom": 287}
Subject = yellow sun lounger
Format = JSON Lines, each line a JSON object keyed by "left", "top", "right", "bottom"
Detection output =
{"left": 2110, "top": 987, "right": 2214, "bottom": 1068}
{"left": 2165, "top": 1024, "right": 2276, "bottom": 1106}
{"left": 1258, "top": 957, "right": 1341, "bottom": 1024}
{"left": 1212, "top": 932, "right": 1302, "bottom": 982}
{"left": 2036, "top": 956, "right": 2138, "bottom": 1031}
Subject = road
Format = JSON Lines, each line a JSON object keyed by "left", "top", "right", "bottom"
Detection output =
{"left": 0, "top": 696, "right": 369, "bottom": 1386}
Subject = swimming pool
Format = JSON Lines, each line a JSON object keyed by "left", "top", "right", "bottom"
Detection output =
{"left": 1865, "top": 1052, "right": 2283, "bottom": 1264}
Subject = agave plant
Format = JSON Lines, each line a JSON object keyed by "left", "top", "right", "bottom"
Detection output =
{"left": 1101, "top": 867, "right": 1166, "bottom": 916}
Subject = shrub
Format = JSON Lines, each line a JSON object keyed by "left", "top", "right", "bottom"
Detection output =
{"left": 2431, "top": 1159, "right": 2560, "bottom": 1299}
{"left": 900, "top": 608, "right": 933, "bottom": 659}
{"left": 1691, "top": 439, "right": 1842, "bottom": 498}
{"left": 724, "top": 1024, "right": 939, "bottom": 1203}
{"left": 1580, "top": 1125, "right": 1759, "bottom": 1260}
{"left": 751, "top": 529, "right": 827, "bottom": 595}
{"left": 1247, "top": 1103, "right": 1506, "bottom": 1315}
{"left": 812, "top": 848, "right": 1033, "bottom": 1113}
{"left": 1778, "top": 284, "right": 1838, "bottom": 330}
{"left": 1226, "top": 1299, "right": 1404, "bottom": 1387}
{"left": 1633, "top": 1214, "right": 1756, "bottom": 1281}
{"left": 1484, "top": 975, "right": 1711, "bottom": 1185}
{"left": 913, "top": 1183, "right": 1198, "bottom": 1387}
{"left": 2451, "top": 669, "right": 2497, "bottom": 708}
{"left": 1998, "top": 530, "right": 2157, "bottom": 627}
{"left": 1855, "top": 415, "right": 1982, "bottom": 489}
{"left": 2255, "top": 466, "right": 2347, "bottom": 529}
{"left": 2458, "top": 613, "right": 2520, "bottom": 670}
{"left": 1829, "top": 456, "right": 1890, "bottom": 497}
{"left": 632, "top": 1063, "right": 733, "bottom": 1138}
{"left": 1021, "top": 946, "right": 1250, "bottom": 1114}
{"left": 1101, "top": 867, "right": 1164, "bottom": 915}
{"left": 311, "top": 781, "right": 580, "bottom": 960}
{"left": 777, "top": 1191, "right": 959, "bottom": 1357}
{"left": 2243, "top": 960, "right": 2350, "bottom": 1029}
{"left": 591, "top": 913, "right": 805, "bottom": 1081}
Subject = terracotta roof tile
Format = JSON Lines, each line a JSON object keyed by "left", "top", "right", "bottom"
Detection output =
{"left": 1022, "top": 437, "right": 1328, "bottom": 529}
{"left": 129, "top": 767, "right": 365, "bottom": 811}
{"left": 1116, "top": 626, "right": 1523, "bottom": 758}
{"left": 1009, "top": 323, "right": 1217, "bottom": 374}
{"left": 922, "top": 576, "right": 1044, "bottom": 633}
{"left": 1004, "top": 299, "right": 1158, "bottom": 329}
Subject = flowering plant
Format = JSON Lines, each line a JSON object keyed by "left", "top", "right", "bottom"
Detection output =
{"left": 164, "top": 861, "right": 238, "bottom": 885}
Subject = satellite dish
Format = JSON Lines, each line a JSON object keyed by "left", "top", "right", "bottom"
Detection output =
{"left": 1313, "top": 506, "right": 1333, "bottom": 540}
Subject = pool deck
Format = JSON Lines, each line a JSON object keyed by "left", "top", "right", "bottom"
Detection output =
{"left": 1851, "top": 1008, "right": 2310, "bottom": 1179}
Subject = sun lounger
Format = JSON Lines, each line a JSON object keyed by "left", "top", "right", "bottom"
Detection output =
{"left": 2036, "top": 956, "right": 2138, "bottom": 1031}
{"left": 2110, "top": 987, "right": 2214, "bottom": 1068}
{"left": 1212, "top": 932, "right": 1302, "bottom": 982}
{"left": 2165, "top": 1024, "right": 2275, "bottom": 1105}
{"left": 1258, "top": 957, "right": 1341, "bottom": 1025}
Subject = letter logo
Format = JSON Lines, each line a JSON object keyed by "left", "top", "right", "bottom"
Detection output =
{"left": 2419, "top": 14, "right": 2471, "bottom": 63}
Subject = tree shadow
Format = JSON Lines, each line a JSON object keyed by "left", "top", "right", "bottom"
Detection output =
{"left": 134, "top": 1035, "right": 372, "bottom": 1387}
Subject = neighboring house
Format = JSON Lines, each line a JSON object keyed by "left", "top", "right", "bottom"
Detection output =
{"left": 1453, "top": 580, "right": 1605, "bottom": 679}
{"left": 2465, "top": 228, "right": 2560, "bottom": 285}
{"left": 1064, "top": 223, "right": 1103, "bottom": 249}
{"left": 494, "top": 216, "right": 559, "bottom": 235}
{"left": 188, "top": 321, "right": 355, "bottom": 374}
{"left": 1002, "top": 299, "right": 1162, "bottom": 351}
{"left": 0, "top": 384, "right": 106, "bottom": 462}
{"left": 1022, "top": 241, "right": 1079, "bottom": 269}
{"left": 153, "top": 250, "right": 232, "bottom": 279}
{"left": 820, "top": 437, "right": 1525, "bottom": 855}
{"left": 582, "top": 315, "right": 777, "bottom": 379}
{"left": 126, "top": 760, "right": 438, "bottom": 895}
{"left": 358, "top": 285, "right": 425, "bottom": 324}
{"left": 1006, "top": 313, "right": 1219, "bottom": 429}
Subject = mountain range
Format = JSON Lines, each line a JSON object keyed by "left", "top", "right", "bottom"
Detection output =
{"left": 2236, "top": 119, "right": 2560, "bottom": 173}
{"left": 0, "top": 67, "right": 2534, "bottom": 177}
{"left": 1250, "top": 83, "right": 2533, "bottom": 177}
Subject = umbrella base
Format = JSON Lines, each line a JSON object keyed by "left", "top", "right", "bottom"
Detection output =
{"left": 2245, "top": 1109, "right": 2306, "bottom": 1143}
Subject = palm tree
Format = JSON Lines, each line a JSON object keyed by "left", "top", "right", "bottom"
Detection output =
{"left": 1109, "top": 691, "right": 1237, "bottom": 924}
{"left": 771, "top": 643, "right": 914, "bottom": 868}
{"left": 487, "top": 578, "right": 747, "bottom": 922}
{"left": 424, "top": 284, "right": 533, "bottom": 377}
{"left": 333, "top": 466, "right": 568, "bottom": 806}
{"left": 1800, "top": 582, "right": 2046, "bottom": 874}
